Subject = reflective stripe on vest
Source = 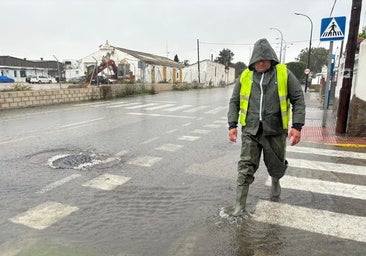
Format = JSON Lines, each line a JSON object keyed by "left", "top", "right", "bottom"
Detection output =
{"left": 239, "top": 64, "right": 290, "bottom": 129}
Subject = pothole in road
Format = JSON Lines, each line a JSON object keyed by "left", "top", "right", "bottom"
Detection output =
{"left": 48, "top": 153, "right": 102, "bottom": 169}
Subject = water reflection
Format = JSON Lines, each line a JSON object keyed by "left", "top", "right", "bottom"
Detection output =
{"left": 212, "top": 207, "right": 283, "bottom": 256}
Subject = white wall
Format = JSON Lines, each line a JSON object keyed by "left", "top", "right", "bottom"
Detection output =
{"left": 354, "top": 40, "right": 366, "bottom": 101}
{"left": 182, "top": 60, "right": 235, "bottom": 86}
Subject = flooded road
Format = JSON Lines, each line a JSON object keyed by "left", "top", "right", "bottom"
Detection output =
{"left": 1, "top": 87, "right": 366, "bottom": 255}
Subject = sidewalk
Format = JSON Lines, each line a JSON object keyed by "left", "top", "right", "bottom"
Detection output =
{"left": 301, "top": 91, "right": 366, "bottom": 148}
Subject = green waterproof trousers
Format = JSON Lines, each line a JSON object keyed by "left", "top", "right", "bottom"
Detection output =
{"left": 237, "top": 130, "right": 288, "bottom": 186}
{"left": 233, "top": 127, "right": 288, "bottom": 215}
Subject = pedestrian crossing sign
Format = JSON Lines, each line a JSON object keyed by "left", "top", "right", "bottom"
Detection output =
{"left": 320, "top": 16, "right": 346, "bottom": 41}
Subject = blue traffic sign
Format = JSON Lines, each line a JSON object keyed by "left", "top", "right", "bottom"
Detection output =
{"left": 320, "top": 16, "right": 346, "bottom": 41}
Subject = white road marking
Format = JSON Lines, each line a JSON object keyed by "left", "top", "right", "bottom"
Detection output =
{"left": 287, "top": 146, "right": 366, "bottom": 160}
{"left": 163, "top": 105, "right": 192, "bottom": 112}
{"left": 127, "top": 156, "right": 162, "bottom": 167}
{"left": 191, "top": 129, "right": 211, "bottom": 134}
{"left": 183, "top": 122, "right": 192, "bottom": 127}
{"left": 214, "top": 120, "right": 227, "bottom": 124}
{"left": 144, "top": 103, "right": 175, "bottom": 110}
{"left": 128, "top": 112, "right": 195, "bottom": 119}
{"left": 115, "top": 150, "right": 128, "bottom": 157}
{"left": 155, "top": 144, "right": 184, "bottom": 152}
{"left": 166, "top": 129, "right": 179, "bottom": 134}
{"left": 0, "top": 135, "right": 36, "bottom": 145}
{"left": 73, "top": 101, "right": 113, "bottom": 107}
{"left": 60, "top": 118, "right": 104, "bottom": 128}
{"left": 91, "top": 102, "right": 127, "bottom": 108}
{"left": 287, "top": 157, "right": 366, "bottom": 176}
{"left": 265, "top": 176, "right": 366, "bottom": 200}
{"left": 36, "top": 174, "right": 81, "bottom": 194}
{"left": 204, "top": 106, "right": 226, "bottom": 114}
{"left": 203, "top": 124, "right": 221, "bottom": 128}
{"left": 101, "top": 151, "right": 127, "bottom": 163}
{"left": 178, "top": 135, "right": 200, "bottom": 141}
{"left": 9, "top": 201, "right": 78, "bottom": 230}
{"left": 140, "top": 137, "right": 159, "bottom": 145}
{"left": 183, "top": 106, "right": 210, "bottom": 113}
{"left": 125, "top": 103, "right": 158, "bottom": 109}
{"left": 82, "top": 173, "right": 131, "bottom": 191}
{"left": 253, "top": 200, "right": 366, "bottom": 243}
{"left": 107, "top": 102, "right": 140, "bottom": 108}
{"left": 101, "top": 157, "right": 120, "bottom": 164}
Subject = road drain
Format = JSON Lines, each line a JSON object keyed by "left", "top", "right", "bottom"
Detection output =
{"left": 48, "top": 153, "right": 102, "bottom": 169}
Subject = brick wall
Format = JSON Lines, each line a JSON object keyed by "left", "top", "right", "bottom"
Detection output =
{"left": 0, "top": 87, "right": 101, "bottom": 110}
{"left": 0, "top": 83, "right": 174, "bottom": 110}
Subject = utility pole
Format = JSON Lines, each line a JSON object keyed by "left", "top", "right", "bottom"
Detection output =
{"left": 335, "top": 0, "right": 362, "bottom": 134}
{"left": 53, "top": 55, "right": 61, "bottom": 89}
{"left": 197, "top": 39, "right": 200, "bottom": 84}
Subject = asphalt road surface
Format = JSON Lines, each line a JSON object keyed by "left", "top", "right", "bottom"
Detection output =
{"left": 1, "top": 87, "right": 366, "bottom": 256}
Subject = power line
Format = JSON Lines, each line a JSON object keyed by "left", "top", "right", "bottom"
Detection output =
{"left": 329, "top": 0, "right": 337, "bottom": 16}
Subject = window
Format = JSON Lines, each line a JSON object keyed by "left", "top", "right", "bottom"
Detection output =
{"left": 118, "top": 64, "right": 130, "bottom": 77}
{"left": 20, "top": 70, "right": 26, "bottom": 77}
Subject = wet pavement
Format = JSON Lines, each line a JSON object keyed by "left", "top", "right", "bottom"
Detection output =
{"left": 301, "top": 91, "right": 366, "bottom": 148}
{"left": 0, "top": 87, "right": 365, "bottom": 256}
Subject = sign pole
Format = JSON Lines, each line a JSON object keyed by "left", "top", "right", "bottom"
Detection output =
{"left": 322, "top": 41, "right": 334, "bottom": 127}
{"left": 319, "top": 15, "right": 347, "bottom": 129}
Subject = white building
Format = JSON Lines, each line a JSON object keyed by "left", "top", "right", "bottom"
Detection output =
{"left": 72, "top": 41, "right": 184, "bottom": 84}
{"left": 0, "top": 56, "right": 61, "bottom": 82}
{"left": 182, "top": 60, "right": 235, "bottom": 86}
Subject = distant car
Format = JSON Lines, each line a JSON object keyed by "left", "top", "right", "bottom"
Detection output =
{"left": 30, "top": 75, "right": 53, "bottom": 84}
{"left": 26, "top": 75, "right": 36, "bottom": 83}
{"left": 70, "top": 76, "right": 86, "bottom": 84}
{"left": 0, "top": 75, "right": 15, "bottom": 83}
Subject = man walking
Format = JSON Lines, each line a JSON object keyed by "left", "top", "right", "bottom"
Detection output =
{"left": 227, "top": 38, "right": 305, "bottom": 217}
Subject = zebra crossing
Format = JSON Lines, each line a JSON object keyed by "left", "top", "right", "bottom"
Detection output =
{"left": 7, "top": 103, "right": 228, "bottom": 231}
{"left": 253, "top": 145, "right": 366, "bottom": 243}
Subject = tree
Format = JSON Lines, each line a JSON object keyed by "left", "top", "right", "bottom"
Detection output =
{"left": 286, "top": 61, "right": 307, "bottom": 82}
{"left": 234, "top": 61, "right": 247, "bottom": 78}
{"left": 174, "top": 54, "right": 179, "bottom": 62}
{"left": 296, "top": 47, "right": 329, "bottom": 74}
{"left": 214, "top": 48, "right": 234, "bottom": 66}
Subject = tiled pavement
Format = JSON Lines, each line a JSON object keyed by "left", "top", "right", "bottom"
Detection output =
{"left": 301, "top": 92, "right": 366, "bottom": 148}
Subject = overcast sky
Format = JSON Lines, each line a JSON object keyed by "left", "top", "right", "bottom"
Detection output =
{"left": 1, "top": 0, "right": 365, "bottom": 65}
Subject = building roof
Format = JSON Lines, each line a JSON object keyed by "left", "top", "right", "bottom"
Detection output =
{"left": 111, "top": 46, "right": 184, "bottom": 68}
{"left": 0, "top": 56, "right": 62, "bottom": 69}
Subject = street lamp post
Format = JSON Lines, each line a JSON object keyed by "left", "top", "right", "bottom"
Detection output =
{"left": 295, "top": 12, "right": 313, "bottom": 92}
{"left": 270, "top": 27, "right": 283, "bottom": 63}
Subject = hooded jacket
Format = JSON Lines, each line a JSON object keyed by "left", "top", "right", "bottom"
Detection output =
{"left": 227, "top": 38, "right": 305, "bottom": 136}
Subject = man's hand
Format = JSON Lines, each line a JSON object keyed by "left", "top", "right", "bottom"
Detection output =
{"left": 288, "top": 128, "right": 301, "bottom": 146}
{"left": 229, "top": 128, "right": 238, "bottom": 142}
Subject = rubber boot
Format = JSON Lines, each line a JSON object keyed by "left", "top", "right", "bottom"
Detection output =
{"left": 271, "top": 177, "right": 281, "bottom": 201}
{"left": 232, "top": 185, "right": 249, "bottom": 216}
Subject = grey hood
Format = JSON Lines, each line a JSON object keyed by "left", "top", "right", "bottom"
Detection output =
{"left": 248, "top": 38, "right": 279, "bottom": 71}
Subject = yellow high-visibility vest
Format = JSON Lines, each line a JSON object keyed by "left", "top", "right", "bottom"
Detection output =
{"left": 239, "top": 64, "right": 290, "bottom": 129}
